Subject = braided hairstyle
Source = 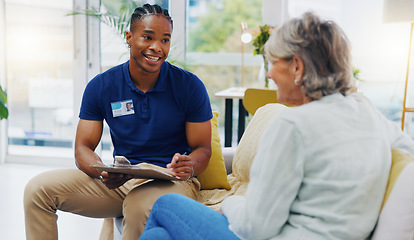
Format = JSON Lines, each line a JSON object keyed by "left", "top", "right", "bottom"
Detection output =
{"left": 130, "top": 3, "right": 173, "bottom": 32}
{"left": 265, "top": 12, "right": 355, "bottom": 100}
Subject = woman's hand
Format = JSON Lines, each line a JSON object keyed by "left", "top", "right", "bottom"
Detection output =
{"left": 167, "top": 153, "right": 194, "bottom": 181}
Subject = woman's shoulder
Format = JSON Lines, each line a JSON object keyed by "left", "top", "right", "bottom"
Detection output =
{"left": 274, "top": 93, "right": 350, "bottom": 122}
{"left": 347, "top": 92, "right": 375, "bottom": 105}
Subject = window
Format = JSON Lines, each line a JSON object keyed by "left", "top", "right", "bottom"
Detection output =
{"left": 2, "top": 0, "right": 171, "bottom": 163}
{"left": 4, "top": 0, "right": 76, "bottom": 161}
{"left": 186, "top": 0, "right": 264, "bottom": 143}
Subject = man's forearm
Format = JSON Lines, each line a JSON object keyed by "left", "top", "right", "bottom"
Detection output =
{"left": 189, "top": 146, "right": 211, "bottom": 176}
{"left": 75, "top": 146, "right": 104, "bottom": 178}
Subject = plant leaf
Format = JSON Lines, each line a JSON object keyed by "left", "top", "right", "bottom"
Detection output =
{"left": 252, "top": 24, "right": 274, "bottom": 56}
{"left": 0, "top": 99, "right": 8, "bottom": 120}
{"left": 0, "top": 85, "right": 6, "bottom": 104}
{"left": 0, "top": 85, "right": 8, "bottom": 120}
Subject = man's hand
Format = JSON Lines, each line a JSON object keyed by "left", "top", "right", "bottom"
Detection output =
{"left": 99, "top": 171, "right": 134, "bottom": 189}
{"left": 167, "top": 153, "right": 194, "bottom": 181}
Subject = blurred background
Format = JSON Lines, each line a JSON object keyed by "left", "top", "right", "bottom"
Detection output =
{"left": 1, "top": 0, "right": 413, "bottom": 164}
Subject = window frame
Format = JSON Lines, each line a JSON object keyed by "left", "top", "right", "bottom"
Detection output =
{"left": 0, "top": 0, "right": 101, "bottom": 165}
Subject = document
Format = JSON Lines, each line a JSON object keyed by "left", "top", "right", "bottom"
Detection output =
{"left": 91, "top": 157, "right": 178, "bottom": 181}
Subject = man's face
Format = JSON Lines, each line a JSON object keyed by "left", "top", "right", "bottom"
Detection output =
{"left": 126, "top": 15, "right": 172, "bottom": 74}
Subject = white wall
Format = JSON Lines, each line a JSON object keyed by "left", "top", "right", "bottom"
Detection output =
{"left": 0, "top": 0, "right": 6, "bottom": 164}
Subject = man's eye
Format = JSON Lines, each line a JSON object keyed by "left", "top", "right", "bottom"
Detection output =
{"left": 143, "top": 36, "right": 151, "bottom": 40}
{"left": 162, "top": 39, "right": 170, "bottom": 43}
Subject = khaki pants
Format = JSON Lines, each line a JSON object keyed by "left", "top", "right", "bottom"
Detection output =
{"left": 23, "top": 168, "right": 200, "bottom": 240}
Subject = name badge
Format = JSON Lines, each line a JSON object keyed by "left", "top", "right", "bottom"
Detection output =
{"left": 111, "top": 100, "right": 135, "bottom": 117}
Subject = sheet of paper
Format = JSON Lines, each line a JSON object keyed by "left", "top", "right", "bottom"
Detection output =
{"left": 92, "top": 163, "right": 178, "bottom": 181}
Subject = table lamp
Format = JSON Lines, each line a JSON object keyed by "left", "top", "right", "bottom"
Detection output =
{"left": 383, "top": 0, "right": 414, "bottom": 130}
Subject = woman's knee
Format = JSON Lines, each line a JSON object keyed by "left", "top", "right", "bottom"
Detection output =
{"left": 155, "top": 193, "right": 184, "bottom": 206}
{"left": 147, "top": 193, "right": 188, "bottom": 224}
{"left": 151, "top": 193, "right": 195, "bottom": 214}
{"left": 139, "top": 227, "right": 173, "bottom": 240}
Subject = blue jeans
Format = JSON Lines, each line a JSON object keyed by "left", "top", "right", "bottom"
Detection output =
{"left": 139, "top": 193, "right": 240, "bottom": 240}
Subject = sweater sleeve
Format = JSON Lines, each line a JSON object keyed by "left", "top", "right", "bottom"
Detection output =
{"left": 388, "top": 121, "right": 414, "bottom": 154}
{"left": 376, "top": 106, "right": 414, "bottom": 154}
{"left": 221, "top": 117, "right": 305, "bottom": 240}
{"left": 359, "top": 93, "right": 414, "bottom": 154}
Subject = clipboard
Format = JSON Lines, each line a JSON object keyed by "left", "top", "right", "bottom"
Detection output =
{"left": 91, "top": 156, "right": 179, "bottom": 181}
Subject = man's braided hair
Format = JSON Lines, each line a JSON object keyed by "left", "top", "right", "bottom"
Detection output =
{"left": 130, "top": 3, "right": 173, "bottom": 31}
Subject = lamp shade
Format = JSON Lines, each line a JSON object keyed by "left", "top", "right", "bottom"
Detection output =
{"left": 383, "top": 0, "right": 414, "bottom": 23}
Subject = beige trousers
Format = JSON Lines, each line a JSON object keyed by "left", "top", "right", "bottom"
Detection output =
{"left": 24, "top": 168, "right": 200, "bottom": 240}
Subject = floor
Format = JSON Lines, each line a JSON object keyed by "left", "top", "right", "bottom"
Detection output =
{"left": 0, "top": 163, "right": 104, "bottom": 240}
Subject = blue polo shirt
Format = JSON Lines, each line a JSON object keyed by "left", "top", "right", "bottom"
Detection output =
{"left": 79, "top": 61, "right": 212, "bottom": 166}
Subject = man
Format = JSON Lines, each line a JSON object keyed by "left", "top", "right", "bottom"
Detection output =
{"left": 24, "top": 4, "right": 212, "bottom": 240}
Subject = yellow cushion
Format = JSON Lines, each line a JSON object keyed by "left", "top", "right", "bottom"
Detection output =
{"left": 197, "top": 112, "right": 231, "bottom": 190}
{"left": 381, "top": 149, "right": 414, "bottom": 209}
{"left": 372, "top": 149, "right": 414, "bottom": 240}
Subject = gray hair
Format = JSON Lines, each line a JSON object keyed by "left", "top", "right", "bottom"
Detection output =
{"left": 264, "top": 12, "right": 355, "bottom": 100}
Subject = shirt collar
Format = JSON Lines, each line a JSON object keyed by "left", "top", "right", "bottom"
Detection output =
{"left": 123, "top": 61, "right": 168, "bottom": 94}
{"left": 319, "top": 92, "right": 344, "bottom": 102}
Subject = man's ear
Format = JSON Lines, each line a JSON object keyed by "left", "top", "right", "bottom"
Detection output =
{"left": 291, "top": 56, "right": 304, "bottom": 80}
{"left": 125, "top": 31, "right": 132, "bottom": 45}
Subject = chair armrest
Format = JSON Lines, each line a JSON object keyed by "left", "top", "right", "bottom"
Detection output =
{"left": 222, "top": 147, "right": 236, "bottom": 174}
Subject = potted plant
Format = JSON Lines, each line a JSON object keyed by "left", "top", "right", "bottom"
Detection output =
{"left": 0, "top": 84, "right": 8, "bottom": 120}
{"left": 252, "top": 24, "right": 274, "bottom": 88}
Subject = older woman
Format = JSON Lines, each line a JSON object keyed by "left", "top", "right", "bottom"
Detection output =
{"left": 139, "top": 12, "right": 414, "bottom": 240}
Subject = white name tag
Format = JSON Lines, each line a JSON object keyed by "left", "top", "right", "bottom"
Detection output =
{"left": 111, "top": 99, "right": 135, "bottom": 117}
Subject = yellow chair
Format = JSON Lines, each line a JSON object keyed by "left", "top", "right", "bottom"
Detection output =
{"left": 242, "top": 88, "right": 279, "bottom": 115}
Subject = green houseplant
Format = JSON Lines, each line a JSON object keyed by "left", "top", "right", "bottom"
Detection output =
{"left": 0, "top": 84, "right": 8, "bottom": 120}
{"left": 69, "top": 0, "right": 134, "bottom": 40}
{"left": 353, "top": 66, "right": 363, "bottom": 82}
{"left": 252, "top": 24, "right": 274, "bottom": 88}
